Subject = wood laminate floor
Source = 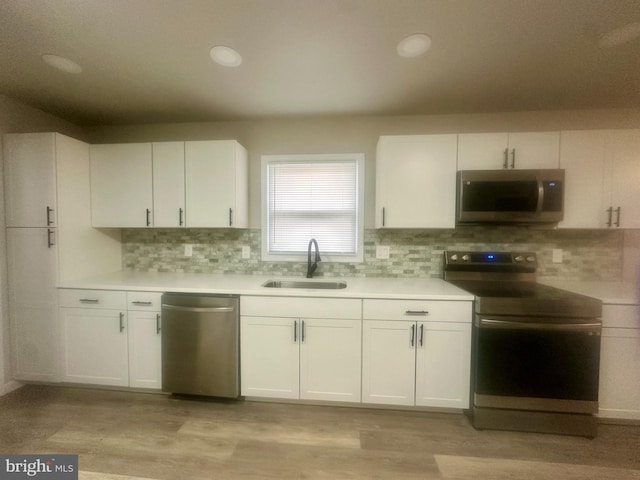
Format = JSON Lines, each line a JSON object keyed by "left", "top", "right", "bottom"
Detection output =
{"left": 0, "top": 385, "right": 639, "bottom": 479}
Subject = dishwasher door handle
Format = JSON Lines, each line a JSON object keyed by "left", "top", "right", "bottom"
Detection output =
{"left": 162, "top": 304, "right": 235, "bottom": 313}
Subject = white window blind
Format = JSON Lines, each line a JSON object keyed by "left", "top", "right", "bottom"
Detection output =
{"left": 266, "top": 158, "right": 359, "bottom": 256}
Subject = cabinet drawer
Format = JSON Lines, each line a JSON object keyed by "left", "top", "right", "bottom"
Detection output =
{"left": 59, "top": 289, "right": 127, "bottom": 309}
{"left": 363, "top": 299, "right": 471, "bottom": 323}
{"left": 127, "top": 291, "right": 162, "bottom": 311}
{"left": 241, "top": 296, "right": 361, "bottom": 319}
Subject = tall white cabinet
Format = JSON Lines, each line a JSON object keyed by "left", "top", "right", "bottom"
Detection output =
{"left": 3, "top": 132, "right": 122, "bottom": 382}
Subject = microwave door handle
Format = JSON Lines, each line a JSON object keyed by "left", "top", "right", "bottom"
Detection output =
{"left": 535, "top": 177, "right": 544, "bottom": 216}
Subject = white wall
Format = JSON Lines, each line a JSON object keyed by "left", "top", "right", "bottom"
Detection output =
{"left": 0, "top": 94, "right": 85, "bottom": 393}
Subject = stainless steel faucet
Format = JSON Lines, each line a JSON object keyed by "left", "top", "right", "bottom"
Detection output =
{"left": 306, "top": 238, "right": 321, "bottom": 278}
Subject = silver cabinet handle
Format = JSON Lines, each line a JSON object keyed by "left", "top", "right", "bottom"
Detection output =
{"left": 503, "top": 148, "right": 509, "bottom": 169}
{"left": 606, "top": 206, "right": 613, "bottom": 227}
{"left": 179, "top": 208, "right": 184, "bottom": 226}
{"left": 419, "top": 323, "right": 424, "bottom": 347}
{"left": 510, "top": 148, "right": 516, "bottom": 168}
{"left": 146, "top": 208, "right": 151, "bottom": 227}
{"left": 229, "top": 208, "right": 233, "bottom": 226}
{"left": 119, "top": 312, "right": 125, "bottom": 332}
{"left": 301, "top": 320, "right": 306, "bottom": 343}
{"left": 382, "top": 207, "right": 386, "bottom": 227}
{"left": 131, "top": 301, "right": 153, "bottom": 306}
{"left": 410, "top": 324, "right": 416, "bottom": 347}
{"left": 294, "top": 320, "right": 298, "bottom": 343}
{"left": 80, "top": 298, "right": 99, "bottom": 304}
{"left": 614, "top": 207, "right": 621, "bottom": 227}
{"left": 405, "top": 310, "right": 429, "bottom": 316}
{"left": 47, "top": 228, "right": 55, "bottom": 248}
{"left": 46, "top": 206, "right": 54, "bottom": 226}
{"left": 156, "top": 314, "right": 161, "bottom": 334}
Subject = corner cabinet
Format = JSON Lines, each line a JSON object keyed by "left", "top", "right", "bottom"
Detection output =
{"left": 560, "top": 129, "right": 640, "bottom": 229}
{"left": 240, "top": 296, "right": 362, "bottom": 402}
{"left": 362, "top": 299, "right": 472, "bottom": 408}
{"left": 457, "top": 132, "right": 560, "bottom": 170}
{"left": 375, "top": 135, "right": 458, "bottom": 228}
{"left": 90, "top": 140, "right": 248, "bottom": 228}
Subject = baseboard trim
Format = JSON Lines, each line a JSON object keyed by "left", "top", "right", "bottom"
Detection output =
{"left": 0, "top": 380, "right": 23, "bottom": 397}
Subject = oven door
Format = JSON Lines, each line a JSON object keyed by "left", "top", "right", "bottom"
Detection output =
{"left": 474, "top": 316, "right": 601, "bottom": 414}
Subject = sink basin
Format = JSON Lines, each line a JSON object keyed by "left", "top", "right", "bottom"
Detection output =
{"left": 262, "top": 280, "right": 347, "bottom": 290}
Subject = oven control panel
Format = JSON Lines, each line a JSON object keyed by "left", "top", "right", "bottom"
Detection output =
{"left": 445, "top": 251, "right": 537, "bottom": 268}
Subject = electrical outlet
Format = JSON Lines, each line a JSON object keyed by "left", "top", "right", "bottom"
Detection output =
{"left": 552, "top": 248, "right": 563, "bottom": 263}
{"left": 376, "top": 245, "right": 390, "bottom": 259}
{"left": 184, "top": 244, "right": 193, "bottom": 257}
{"left": 242, "top": 245, "right": 251, "bottom": 259}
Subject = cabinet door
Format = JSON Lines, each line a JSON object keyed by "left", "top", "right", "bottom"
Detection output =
{"left": 608, "top": 129, "right": 640, "bottom": 229}
{"left": 507, "top": 132, "right": 560, "bottom": 169}
{"left": 7, "top": 228, "right": 59, "bottom": 382}
{"left": 4, "top": 132, "right": 57, "bottom": 227}
{"left": 90, "top": 143, "right": 153, "bottom": 227}
{"left": 457, "top": 133, "right": 509, "bottom": 170}
{"left": 185, "top": 140, "right": 239, "bottom": 228}
{"left": 61, "top": 308, "right": 129, "bottom": 386}
{"left": 128, "top": 310, "right": 162, "bottom": 389}
{"left": 362, "top": 320, "right": 416, "bottom": 405}
{"left": 415, "top": 321, "right": 471, "bottom": 408}
{"left": 240, "top": 316, "right": 299, "bottom": 399}
{"left": 599, "top": 326, "right": 640, "bottom": 420}
{"left": 299, "top": 319, "right": 361, "bottom": 402}
{"left": 152, "top": 142, "right": 185, "bottom": 228}
{"left": 559, "top": 130, "right": 607, "bottom": 228}
{"left": 376, "top": 135, "right": 457, "bottom": 228}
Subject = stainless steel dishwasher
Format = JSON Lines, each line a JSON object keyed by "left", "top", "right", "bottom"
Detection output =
{"left": 161, "top": 293, "right": 239, "bottom": 398}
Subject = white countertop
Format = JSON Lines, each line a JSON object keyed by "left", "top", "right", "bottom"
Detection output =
{"left": 58, "top": 271, "right": 474, "bottom": 301}
{"left": 539, "top": 278, "right": 640, "bottom": 305}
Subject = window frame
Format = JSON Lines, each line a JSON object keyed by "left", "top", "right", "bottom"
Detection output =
{"left": 261, "top": 153, "right": 365, "bottom": 263}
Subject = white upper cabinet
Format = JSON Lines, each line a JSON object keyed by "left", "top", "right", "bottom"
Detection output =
{"left": 90, "top": 140, "right": 248, "bottom": 228}
{"left": 376, "top": 135, "right": 458, "bottom": 228}
{"left": 4, "top": 132, "right": 57, "bottom": 227}
{"left": 185, "top": 140, "right": 248, "bottom": 228}
{"left": 152, "top": 142, "right": 185, "bottom": 228}
{"left": 560, "top": 129, "right": 640, "bottom": 229}
{"left": 90, "top": 143, "right": 153, "bottom": 227}
{"left": 457, "top": 132, "right": 560, "bottom": 170}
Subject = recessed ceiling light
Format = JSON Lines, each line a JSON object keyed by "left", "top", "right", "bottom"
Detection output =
{"left": 397, "top": 33, "right": 432, "bottom": 58}
{"left": 41, "top": 54, "right": 83, "bottom": 74}
{"left": 599, "top": 22, "right": 640, "bottom": 47}
{"left": 209, "top": 46, "right": 242, "bottom": 67}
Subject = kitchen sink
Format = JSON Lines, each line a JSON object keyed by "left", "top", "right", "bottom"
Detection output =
{"left": 262, "top": 280, "right": 347, "bottom": 289}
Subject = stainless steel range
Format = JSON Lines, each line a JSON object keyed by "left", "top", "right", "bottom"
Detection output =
{"left": 443, "top": 251, "right": 602, "bottom": 437}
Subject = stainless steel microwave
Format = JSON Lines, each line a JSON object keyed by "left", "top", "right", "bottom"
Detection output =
{"left": 456, "top": 169, "right": 564, "bottom": 225}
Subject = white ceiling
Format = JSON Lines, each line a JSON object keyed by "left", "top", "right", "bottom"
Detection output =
{"left": 1, "top": 0, "right": 639, "bottom": 126}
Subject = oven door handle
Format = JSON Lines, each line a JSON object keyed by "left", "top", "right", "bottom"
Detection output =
{"left": 478, "top": 317, "right": 601, "bottom": 333}
{"left": 535, "top": 175, "right": 545, "bottom": 216}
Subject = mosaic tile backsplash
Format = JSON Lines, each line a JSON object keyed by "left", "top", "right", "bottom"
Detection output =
{"left": 122, "top": 227, "right": 624, "bottom": 281}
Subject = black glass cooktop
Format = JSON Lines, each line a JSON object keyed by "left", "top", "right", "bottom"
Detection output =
{"left": 448, "top": 280, "right": 602, "bottom": 318}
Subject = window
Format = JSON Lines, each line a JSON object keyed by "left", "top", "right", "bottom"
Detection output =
{"left": 262, "top": 153, "right": 364, "bottom": 262}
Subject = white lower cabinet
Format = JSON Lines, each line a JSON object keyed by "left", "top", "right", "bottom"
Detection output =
{"left": 59, "top": 289, "right": 162, "bottom": 389}
{"left": 127, "top": 292, "right": 162, "bottom": 389}
{"left": 240, "top": 296, "right": 362, "bottom": 402}
{"left": 60, "top": 307, "right": 129, "bottom": 386}
{"left": 598, "top": 305, "right": 640, "bottom": 420}
{"left": 362, "top": 299, "right": 472, "bottom": 409}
